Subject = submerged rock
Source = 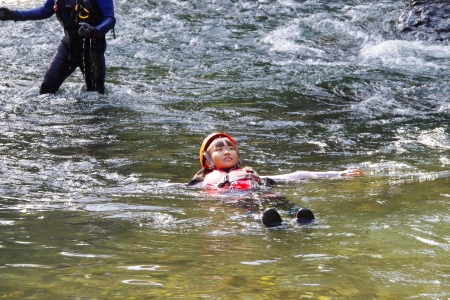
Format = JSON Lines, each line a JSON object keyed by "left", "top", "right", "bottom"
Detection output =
{"left": 397, "top": 0, "right": 450, "bottom": 43}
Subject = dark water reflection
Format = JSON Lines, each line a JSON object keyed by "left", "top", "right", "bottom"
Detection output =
{"left": 1, "top": 0, "right": 450, "bottom": 298}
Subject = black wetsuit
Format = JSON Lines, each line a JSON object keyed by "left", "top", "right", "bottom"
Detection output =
{"left": 12, "top": 0, "right": 115, "bottom": 94}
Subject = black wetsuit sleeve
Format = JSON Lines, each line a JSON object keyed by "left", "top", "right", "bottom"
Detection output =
{"left": 13, "top": 0, "right": 55, "bottom": 21}
{"left": 187, "top": 177, "right": 203, "bottom": 186}
{"left": 249, "top": 169, "right": 275, "bottom": 186}
{"left": 264, "top": 177, "right": 276, "bottom": 186}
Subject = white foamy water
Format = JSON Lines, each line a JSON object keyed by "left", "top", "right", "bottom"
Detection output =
{"left": 1, "top": 1, "right": 450, "bottom": 299}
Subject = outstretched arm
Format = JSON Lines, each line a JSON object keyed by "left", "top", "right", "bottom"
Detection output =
{"left": 264, "top": 169, "right": 364, "bottom": 182}
{"left": 9, "top": 0, "right": 55, "bottom": 21}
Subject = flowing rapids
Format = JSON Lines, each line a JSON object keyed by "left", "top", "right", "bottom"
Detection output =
{"left": 0, "top": 0, "right": 449, "bottom": 298}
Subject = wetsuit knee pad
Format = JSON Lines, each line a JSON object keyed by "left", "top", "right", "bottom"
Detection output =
{"left": 39, "top": 83, "right": 59, "bottom": 94}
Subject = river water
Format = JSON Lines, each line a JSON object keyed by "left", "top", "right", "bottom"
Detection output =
{"left": 1, "top": 0, "right": 450, "bottom": 298}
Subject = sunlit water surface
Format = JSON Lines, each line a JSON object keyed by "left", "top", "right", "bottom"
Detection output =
{"left": 1, "top": 0, "right": 450, "bottom": 298}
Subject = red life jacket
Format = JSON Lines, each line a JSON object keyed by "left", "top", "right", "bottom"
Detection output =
{"left": 203, "top": 167, "right": 262, "bottom": 190}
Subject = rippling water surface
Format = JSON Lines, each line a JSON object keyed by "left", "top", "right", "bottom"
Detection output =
{"left": 1, "top": 0, "right": 450, "bottom": 298}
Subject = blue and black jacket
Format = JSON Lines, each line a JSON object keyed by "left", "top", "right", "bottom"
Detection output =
{"left": 13, "top": 0, "right": 115, "bottom": 37}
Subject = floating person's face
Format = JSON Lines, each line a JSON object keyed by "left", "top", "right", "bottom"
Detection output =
{"left": 207, "top": 138, "right": 239, "bottom": 170}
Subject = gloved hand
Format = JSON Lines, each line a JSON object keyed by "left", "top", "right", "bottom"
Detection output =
{"left": 78, "top": 22, "right": 99, "bottom": 39}
{"left": 0, "top": 7, "right": 15, "bottom": 21}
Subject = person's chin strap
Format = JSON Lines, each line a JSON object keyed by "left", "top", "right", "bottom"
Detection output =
{"left": 203, "top": 152, "right": 215, "bottom": 170}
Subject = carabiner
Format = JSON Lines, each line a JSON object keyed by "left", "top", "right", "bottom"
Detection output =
{"left": 75, "top": 4, "right": 89, "bottom": 19}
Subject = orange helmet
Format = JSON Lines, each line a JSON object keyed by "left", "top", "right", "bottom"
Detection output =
{"left": 199, "top": 132, "right": 237, "bottom": 168}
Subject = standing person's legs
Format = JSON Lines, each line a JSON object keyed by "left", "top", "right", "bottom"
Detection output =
{"left": 40, "top": 37, "right": 79, "bottom": 94}
{"left": 82, "top": 37, "right": 106, "bottom": 94}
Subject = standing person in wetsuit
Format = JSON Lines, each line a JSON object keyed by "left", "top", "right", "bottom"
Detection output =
{"left": 0, "top": 0, "right": 115, "bottom": 94}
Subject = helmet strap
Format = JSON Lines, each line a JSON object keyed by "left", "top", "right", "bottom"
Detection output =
{"left": 203, "top": 152, "right": 215, "bottom": 170}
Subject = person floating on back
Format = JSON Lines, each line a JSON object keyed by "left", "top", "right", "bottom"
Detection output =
{"left": 188, "top": 132, "right": 363, "bottom": 227}
{"left": 0, "top": 0, "right": 115, "bottom": 94}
